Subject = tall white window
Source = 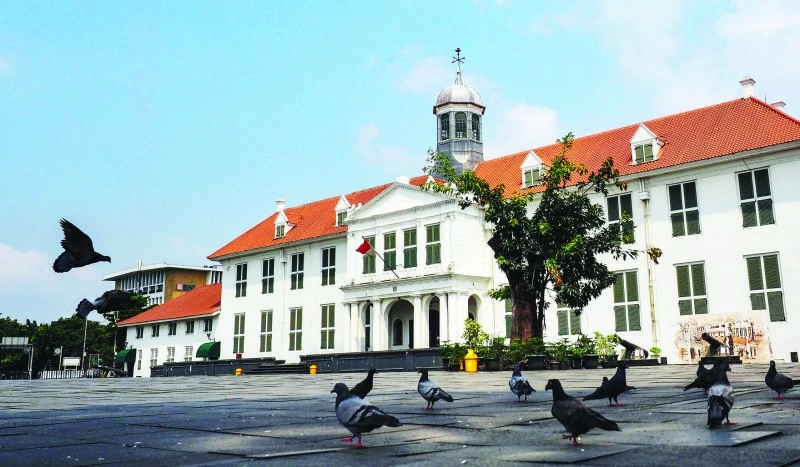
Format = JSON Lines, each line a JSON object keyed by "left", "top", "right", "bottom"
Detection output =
{"left": 137, "top": 349, "right": 142, "bottom": 370}
{"left": 151, "top": 325, "right": 160, "bottom": 338}
{"left": 362, "top": 236, "right": 376, "bottom": 274}
{"left": 291, "top": 253, "right": 304, "bottom": 290}
{"left": 235, "top": 263, "right": 247, "bottom": 297}
{"left": 613, "top": 270, "right": 641, "bottom": 332}
{"left": 364, "top": 307, "right": 371, "bottom": 351}
{"left": 455, "top": 112, "right": 467, "bottom": 138}
{"left": 185, "top": 321, "right": 194, "bottom": 335}
{"left": 738, "top": 168, "right": 775, "bottom": 227}
{"left": 746, "top": 253, "right": 785, "bottom": 321}
{"left": 676, "top": 262, "right": 708, "bottom": 315}
{"left": 523, "top": 168, "right": 541, "bottom": 188}
{"left": 233, "top": 313, "right": 245, "bottom": 354}
{"left": 321, "top": 304, "right": 335, "bottom": 350}
{"left": 669, "top": 181, "right": 700, "bottom": 236}
{"left": 403, "top": 229, "right": 417, "bottom": 268}
{"left": 166, "top": 347, "right": 175, "bottom": 363}
{"left": 260, "top": 310, "right": 273, "bottom": 352}
{"left": 203, "top": 318, "right": 213, "bottom": 333}
{"left": 136, "top": 326, "right": 144, "bottom": 339}
{"left": 149, "top": 349, "right": 158, "bottom": 368}
{"left": 440, "top": 114, "right": 449, "bottom": 140}
{"left": 383, "top": 233, "right": 396, "bottom": 271}
{"left": 184, "top": 346, "right": 193, "bottom": 362}
{"left": 289, "top": 307, "right": 303, "bottom": 351}
{"left": 262, "top": 258, "right": 275, "bottom": 294}
{"left": 425, "top": 224, "right": 441, "bottom": 265}
{"left": 167, "top": 322, "right": 177, "bottom": 336}
{"left": 471, "top": 114, "right": 481, "bottom": 141}
{"left": 321, "top": 248, "right": 335, "bottom": 286}
{"left": 556, "top": 303, "right": 581, "bottom": 336}
{"left": 607, "top": 193, "right": 634, "bottom": 243}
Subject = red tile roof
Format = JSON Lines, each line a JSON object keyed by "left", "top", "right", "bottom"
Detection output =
{"left": 209, "top": 176, "right": 431, "bottom": 259}
{"left": 118, "top": 283, "right": 221, "bottom": 326}
{"left": 474, "top": 98, "right": 800, "bottom": 197}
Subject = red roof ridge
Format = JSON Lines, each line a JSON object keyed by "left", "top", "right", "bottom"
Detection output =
{"left": 118, "top": 283, "right": 221, "bottom": 326}
{"left": 748, "top": 96, "right": 800, "bottom": 126}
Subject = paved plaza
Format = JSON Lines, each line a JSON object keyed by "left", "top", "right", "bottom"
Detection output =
{"left": 1, "top": 363, "right": 799, "bottom": 466}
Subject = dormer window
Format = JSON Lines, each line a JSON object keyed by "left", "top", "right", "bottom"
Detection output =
{"left": 336, "top": 211, "right": 347, "bottom": 227}
{"left": 634, "top": 143, "right": 654, "bottom": 164}
{"left": 275, "top": 224, "right": 285, "bottom": 239}
{"left": 440, "top": 114, "right": 449, "bottom": 141}
{"left": 629, "top": 124, "right": 662, "bottom": 165}
{"left": 523, "top": 168, "right": 542, "bottom": 188}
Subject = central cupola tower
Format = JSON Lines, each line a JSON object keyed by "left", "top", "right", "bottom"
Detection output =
{"left": 433, "top": 48, "right": 486, "bottom": 174}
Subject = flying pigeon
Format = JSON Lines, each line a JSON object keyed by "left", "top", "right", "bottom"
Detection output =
{"left": 707, "top": 362, "right": 734, "bottom": 428}
{"left": 684, "top": 360, "right": 723, "bottom": 394}
{"left": 509, "top": 362, "right": 535, "bottom": 402}
{"left": 331, "top": 382, "right": 401, "bottom": 449}
{"left": 53, "top": 219, "right": 111, "bottom": 273}
{"left": 545, "top": 379, "right": 621, "bottom": 446}
{"left": 75, "top": 290, "right": 139, "bottom": 318}
{"left": 765, "top": 360, "right": 795, "bottom": 400}
{"left": 583, "top": 362, "right": 636, "bottom": 407}
{"left": 350, "top": 368, "right": 377, "bottom": 399}
{"left": 417, "top": 369, "right": 454, "bottom": 410}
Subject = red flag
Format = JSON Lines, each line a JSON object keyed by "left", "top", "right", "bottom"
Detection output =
{"left": 356, "top": 239, "right": 375, "bottom": 256}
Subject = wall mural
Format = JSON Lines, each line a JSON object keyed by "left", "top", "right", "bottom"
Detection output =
{"left": 673, "top": 311, "right": 770, "bottom": 364}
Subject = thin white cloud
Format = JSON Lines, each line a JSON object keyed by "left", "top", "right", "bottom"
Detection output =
{"left": 717, "top": 0, "right": 800, "bottom": 36}
{"left": 485, "top": 102, "right": 561, "bottom": 158}
{"left": 355, "top": 124, "right": 416, "bottom": 174}
{"left": 0, "top": 243, "right": 54, "bottom": 287}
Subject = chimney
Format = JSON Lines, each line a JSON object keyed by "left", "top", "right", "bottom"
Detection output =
{"left": 275, "top": 199, "right": 285, "bottom": 212}
{"left": 739, "top": 76, "right": 756, "bottom": 99}
{"left": 771, "top": 101, "right": 786, "bottom": 110}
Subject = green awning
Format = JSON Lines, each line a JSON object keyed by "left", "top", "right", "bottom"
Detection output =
{"left": 115, "top": 349, "right": 136, "bottom": 365}
{"left": 196, "top": 341, "right": 221, "bottom": 359}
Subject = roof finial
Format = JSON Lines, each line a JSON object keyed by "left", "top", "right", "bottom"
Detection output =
{"left": 452, "top": 47, "right": 464, "bottom": 85}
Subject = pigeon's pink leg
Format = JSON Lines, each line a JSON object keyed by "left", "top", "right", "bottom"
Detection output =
{"left": 351, "top": 435, "right": 365, "bottom": 449}
{"left": 341, "top": 437, "right": 353, "bottom": 443}
{"left": 724, "top": 419, "right": 737, "bottom": 425}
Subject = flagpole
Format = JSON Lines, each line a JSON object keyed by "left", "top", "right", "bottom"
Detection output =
{"left": 361, "top": 237, "right": 400, "bottom": 279}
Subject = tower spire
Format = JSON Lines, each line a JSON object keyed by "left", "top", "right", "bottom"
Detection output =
{"left": 452, "top": 48, "right": 464, "bottom": 84}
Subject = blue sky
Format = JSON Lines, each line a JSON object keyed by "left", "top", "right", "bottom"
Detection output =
{"left": 2, "top": 0, "right": 799, "bottom": 324}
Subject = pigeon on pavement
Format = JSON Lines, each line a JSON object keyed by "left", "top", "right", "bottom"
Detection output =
{"left": 765, "top": 360, "right": 795, "bottom": 400}
{"left": 331, "top": 382, "right": 401, "bottom": 449}
{"left": 417, "top": 369, "right": 454, "bottom": 410}
{"left": 53, "top": 219, "right": 111, "bottom": 273}
{"left": 583, "top": 362, "right": 635, "bottom": 406}
{"left": 509, "top": 362, "right": 535, "bottom": 402}
{"left": 76, "top": 290, "right": 139, "bottom": 318}
{"left": 350, "top": 368, "right": 377, "bottom": 399}
{"left": 707, "top": 362, "right": 735, "bottom": 428}
{"left": 545, "top": 379, "right": 620, "bottom": 446}
{"left": 685, "top": 360, "right": 723, "bottom": 394}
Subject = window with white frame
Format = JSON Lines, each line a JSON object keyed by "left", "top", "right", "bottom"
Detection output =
{"left": 149, "top": 348, "right": 158, "bottom": 368}
{"left": 403, "top": 229, "right": 417, "bottom": 268}
{"left": 336, "top": 211, "right": 346, "bottom": 226}
{"left": 137, "top": 349, "right": 142, "bottom": 370}
{"left": 168, "top": 322, "right": 177, "bottom": 336}
{"left": 289, "top": 307, "right": 303, "bottom": 351}
{"left": 556, "top": 303, "right": 581, "bottom": 336}
{"left": 262, "top": 258, "right": 275, "bottom": 294}
{"left": 136, "top": 326, "right": 144, "bottom": 339}
{"left": 151, "top": 325, "right": 160, "bottom": 338}
{"left": 233, "top": 313, "right": 245, "bottom": 354}
{"left": 321, "top": 304, "right": 335, "bottom": 350}
{"left": 425, "top": 224, "right": 441, "bottom": 265}
{"left": 440, "top": 114, "right": 449, "bottom": 140}
{"left": 362, "top": 236, "right": 376, "bottom": 274}
{"left": 633, "top": 142, "right": 655, "bottom": 164}
{"left": 203, "top": 318, "right": 213, "bottom": 333}
{"left": 676, "top": 262, "right": 708, "bottom": 315}
{"left": 471, "top": 114, "right": 481, "bottom": 141}
{"left": 613, "top": 270, "right": 641, "bottom": 332}
{"left": 383, "top": 233, "right": 396, "bottom": 271}
{"left": 746, "top": 253, "right": 785, "bottom": 321}
{"left": 184, "top": 346, "right": 193, "bottom": 362}
{"left": 505, "top": 299, "right": 513, "bottom": 337}
{"left": 166, "top": 347, "right": 175, "bottom": 363}
{"left": 290, "top": 253, "right": 304, "bottom": 290}
{"left": 260, "top": 310, "right": 273, "bottom": 352}
{"left": 321, "top": 247, "right": 335, "bottom": 286}
{"left": 523, "top": 168, "right": 541, "bottom": 188}
{"left": 738, "top": 168, "right": 775, "bottom": 227}
{"left": 364, "top": 306, "right": 371, "bottom": 351}
{"left": 607, "top": 193, "right": 635, "bottom": 243}
{"left": 669, "top": 181, "right": 700, "bottom": 236}
{"left": 275, "top": 224, "right": 285, "bottom": 239}
{"left": 455, "top": 112, "right": 467, "bottom": 138}
{"left": 235, "top": 263, "right": 247, "bottom": 297}
{"left": 185, "top": 320, "right": 194, "bottom": 335}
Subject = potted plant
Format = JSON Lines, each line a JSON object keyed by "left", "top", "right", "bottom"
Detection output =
{"left": 650, "top": 346, "right": 666, "bottom": 365}
{"left": 504, "top": 338, "right": 526, "bottom": 370}
{"left": 480, "top": 337, "right": 506, "bottom": 371}
{"left": 595, "top": 332, "right": 621, "bottom": 368}
{"left": 522, "top": 337, "right": 547, "bottom": 371}
{"left": 569, "top": 344, "right": 584, "bottom": 369}
{"left": 439, "top": 341, "right": 466, "bottom": 371}
{"left": 546, "top": 338, "right": 572, "bottom": 370}
{"left": 575, "top": 334, "right": 599, "bottom": 369}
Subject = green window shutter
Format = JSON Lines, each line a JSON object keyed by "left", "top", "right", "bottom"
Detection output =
{"left": 625, "top": 271, "right": 639, "bottom": 301}
{"left": 750, "top": 293, "right": 767, "bottom": 310}
{"left": 267, "top": 312, "right": 272, "bottom": 332}
{"left": 404, "top": 247, "right": 417, "bottom": 267}
{"left": 668, "top": 184, "right": 683, "bottom": 211}
{"left": 425, "top": 245, "right": 433, "bottom": 264}
{"left": 678, "top": 299, "right": 693, "bottom": 316}
{"left": 683, "top": 182, "right": 698, "bottom": 208}
{"left": 741, "top": 202, "right": 757, "bottom": 227}
{"left": 321, "top": 308, "right": 327, "bottom": 328}
{"left": 607, "top": 198, "right": 620, "bottom": 222}
{"left": 746, "top": 257, "right": 764, "bottom": 290}
{"left": 261, "top": 312, "right": 267, "bottom": 333}
{"left": 690, "top": 264, "right": 706, "bottom": 295}
{"left": 298, "top": 308, "right": 303, "bottom": 328}
{"left": 676, "top": 265, "right": 691, "bottom": 298}
{"left": 644, "top": 143, "right": 654, "bottom": 162}
{"left": 767, "top": 291, "right": 786, "bottom": 321}
{"left": 320, "top": 331, "right": 327, "bottom": 349}
{"left": 738, "top": 172, "right": 754, "bottom": 200}
{"left": 297, "top": 332, "right": 302, "bottom": 351}
{"left": 685, "top": 210, "right": 701, "bottom": 235}
{"left": 627, "top": 305, "right": 641, "bottom": 331}
{"left": 570, "top": 311, "right": 581, "bottom": 335}
{"left": 613, "top": 273, "right": 625, "bottom": 303}
{"left": 694, "top": 298, "right": 708, "bottom": 315}
{"left": 524, "top": 170, "right": 533, "bottom": 187}
{"left": 289, "top": 310, "right": 295, "bottom": 330}
{"left": 557, "top": 311, "right": 569, "bottom": 336}
{"left": 634, "top": 145, "right": 644, "bottom": 163}
{"left": 758, "top": 199, "right": 774, "bottom": 225}
{"left": 614, "top": 306, "right": 627, "bottom": 332}
{"left": 763, "top": 255, "right": 781, "bottom": 289}
{"left": 328, "top": 330, "right": 334, "bottom": 347}
{"left": 505, "top": 299, "right": 513, "bottom": 313}
{"left": 754, "top": 169, "right": 771, "bottom": 197}
{"left": 505, "top": 313, "right": 512, "bottom": 337}
{"left": 671, "top": 213, "right": 685, "bottom": 237}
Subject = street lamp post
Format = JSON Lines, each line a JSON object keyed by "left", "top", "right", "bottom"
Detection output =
{"left": 82, "top": 317, "right": 88, "bottom": 371}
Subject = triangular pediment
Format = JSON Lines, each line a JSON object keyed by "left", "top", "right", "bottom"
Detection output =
{"left": 275, "top": 211, "right": 289, "bottom": 224}
{"left": 520, "top": 150, "right": 543, "bottom": 169}
{"left": 334, "top": 195, "right": 351, "bottom": 211}
{"left": 630, "top": 124, "right": 658, "bottom": 144}
{"left": 347, "top": 183, "right": 450, "bottom": 221}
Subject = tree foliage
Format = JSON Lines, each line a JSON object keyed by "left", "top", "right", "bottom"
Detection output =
{"left": 424, "top": 133, "right": 661, "bottom": 339}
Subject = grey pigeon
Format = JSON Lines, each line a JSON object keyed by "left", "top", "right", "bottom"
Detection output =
{"left": 76, "top": 290, "right": 139, "bottom": 318}
{"left": 509, "top": 362, "right": 535, "bottom": 402}
{"left": 707, "top": 362, "right": 734, "bottom": 428}
{"left": 583, "top": 362, "right": 636, "bottom": 406}
{"left": 765, "top": 360, "right": 795, "bottom": 400}
{"left": 331, "top": 382, "right": 401, "bottom": 449}
{"left": 685, "top": 360, "right": 723, "bottom": 394}
{"left": 545, "top": 379, "right": 620, "bottom": 446}
{"left": 350, "top": 368, "right": 377, "bottom": 399}
{"left": 53, "top": 219, "right": 111, "bottom": 273}
{"left": 417, "top": 369, "right": 453, "bottom": 410}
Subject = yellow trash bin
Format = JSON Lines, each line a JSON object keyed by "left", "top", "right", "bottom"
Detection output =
{"left": 235, "top": 368, "right": 243, "bottom": 376}
{"left": 310, "top": 364, "right": 318, "bottom": 375}
{"left": 463, "top": 349, "right": 479, "bottom": 373}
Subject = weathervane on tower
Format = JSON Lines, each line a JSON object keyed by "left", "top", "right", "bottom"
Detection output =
{"left": 452, "top": 48, "right": 464, "bottom": 73}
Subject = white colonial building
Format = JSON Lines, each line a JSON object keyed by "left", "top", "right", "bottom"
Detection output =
{"left": 144, "top": 68, "right": 800, "bottom": 367}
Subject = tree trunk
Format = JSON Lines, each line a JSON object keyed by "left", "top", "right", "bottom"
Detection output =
{"left": 510, "top": 281, "right": 534, "bottom": 340}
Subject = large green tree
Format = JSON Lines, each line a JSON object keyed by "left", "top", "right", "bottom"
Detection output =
{"left": 425, "top": 133, "right": 660, "bottom": 339}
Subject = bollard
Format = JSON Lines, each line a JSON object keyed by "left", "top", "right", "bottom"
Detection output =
{"left": 235, "top": 368, "right": 243, "bottom": 376}
{"left": 463, "top": 349, "right": 478, "bottom": 373}
{"left": 310, "top": 364, "right": 317, "bottom": 375}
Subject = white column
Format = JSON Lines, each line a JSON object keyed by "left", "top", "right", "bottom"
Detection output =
{"left": 448, "top": 292, "right": 465, "bottom": 343}
{"left": 438, "top": 293, "right": 449, "bottom": 344}
{"left": 343, "top": 303, "right": 353, "bottom": 352}
{"left": 371, "top": 299, "right": 383, "bottom": 351}
{"left": 412, "top": 295, "right": 424, "bottom": 349}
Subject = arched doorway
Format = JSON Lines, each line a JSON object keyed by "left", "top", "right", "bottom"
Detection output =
{"left": 468, "top": 295, "right": 479, "bottom": 321}
{"left": 428, "top": 297, "right": 440, "bottom": 348}
{"left": 387, "top": 300, "right": 414, "bottom": 350}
